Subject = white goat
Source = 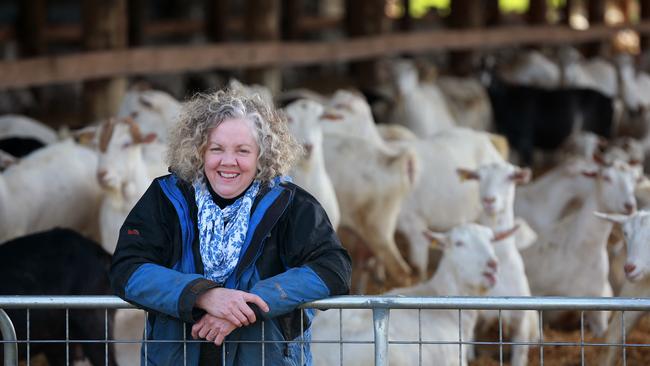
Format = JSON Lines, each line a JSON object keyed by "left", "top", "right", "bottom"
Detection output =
{"left": 557, "top": 47, "right": 618, "bottom": 97}
{"left": 596, "top": 210, "right": 650, "bottom": 366}
{"left": 228, "top": 78, "right": 275, "bottom": 107}
{"left": 322, "top": 133, "right": 420, "bottom": 282}
{"left": 321, "top": 89, "right": 386, "bottom": 146}
{"left": 437, "top": 76, "right": 493, "bottom": 131}
{"left": 515, "top": 158, "right": 602, "bottom": 236}
{"left": 499, "top": 50, "right": 560, "bottom": 89}
{"left": 0, "top": 114, "right": 58, "bottom": 144}
{"left": 311, "top": 223, "right": 502, "bottom": 366}
{"left": 388, "top": 59, "right": 456, "bottom": 136}
{"left": 284, "top": 99, "right": 340, "bottom": 229}
{"left": 521, "top": 160, "right": 640, "bottom": 336}
{"left": 457, "top": 162, "right": 538, "bottom": 366}
{"left": 394, "top": 127, "right": 505, "bottom": 278}
{"left": 96, "top": 118, "right": 167, "bottom": 254}
{"left": 0, "top": 139, "right": 102, "bottom": 244}
{"left": 117, "top": 88, "right": 181, "bottom": 142}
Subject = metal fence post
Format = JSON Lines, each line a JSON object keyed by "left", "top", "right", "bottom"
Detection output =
{"left": 373, "top": 308, "right": 390, "bottom": 366}
{"left": 0, "top": 309, "right": 17, "bottom": 366}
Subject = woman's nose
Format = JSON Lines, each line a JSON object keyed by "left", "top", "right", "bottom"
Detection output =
{"left": 221, "top": 152, "right": 237, "bottom": 165}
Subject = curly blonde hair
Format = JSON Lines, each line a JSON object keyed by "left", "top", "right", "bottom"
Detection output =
{"left": 167, "top": 88, "right": 301, "bottom": 184}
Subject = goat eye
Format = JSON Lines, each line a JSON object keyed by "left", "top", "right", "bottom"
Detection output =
{"left": 455, "top": 241, "right": 464, "bottom": 247}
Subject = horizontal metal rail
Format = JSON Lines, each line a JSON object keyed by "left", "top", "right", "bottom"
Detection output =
{"left": 2, "top": 296, "right": 650, "bottom": 366}
{"left": 1, "top": 295, "right": 650, "bottom": 310}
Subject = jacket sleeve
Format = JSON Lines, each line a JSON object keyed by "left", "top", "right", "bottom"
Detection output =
{"left": 249, "top": 188, "right": 352, "bottom": 318}
{"left": 109, "top": 179, "right": 219, "bottom": 323}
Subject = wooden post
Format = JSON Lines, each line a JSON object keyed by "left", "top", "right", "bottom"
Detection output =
{"left": 205, "top": 0, "right": 229, "bottom": 43}
{"left": 399, "top": 0, "right": 412, "bottom": 32}
{"left": 282, "top": 0, "right": 302, "bottom": 40}
{"left": 527, "top": 0, "right": 548, "bottom": 25}
{"left": 483, "top": 0, "right": 501, "bottom": 27}
{"left": 245, "top": 0, "right": 281, "bottom": 94}
{"left": 345, "top": 0, "right": 389, "bottom": 88}
{"left": 562, "top": 0, "right": 577, "bottom": 26}
{"left": 448, "top": 0, "right": 482, "bottom": 76}
{"left": 642, "top": 0, "right": 650, "bottom": 52}
{"left": 16, "top": 0, "right": 47, "bottom": 57}
{"left": 585, "top": 0, "right": 606, "bottom": 57}
{"left": 81, "top": 0, "right": 128, "bottom": 123}
{"left": 128, "top": 0, "right": 146, "bottom": 46}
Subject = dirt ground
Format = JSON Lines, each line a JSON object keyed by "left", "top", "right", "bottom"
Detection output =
{"left": 470, "top": 314, "right": 650, "bottom": 366}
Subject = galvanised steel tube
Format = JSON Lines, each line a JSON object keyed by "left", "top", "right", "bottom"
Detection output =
{"left": 0, "top": 296, "right": 132, "bottom": 309}
{"left": 373, "top": 308, "right": 389, "bottom": 366}
{"left": 0, "top": 309, "right": 17, "bottom": 366}
{"left": 302, "top": 296, "right": 650, "bottom": 311}
{"left": 2, "top": 296, "right": 650, "bottom": 366}
{"left": 2, "top": 296, "right": 650, "bottom": 311}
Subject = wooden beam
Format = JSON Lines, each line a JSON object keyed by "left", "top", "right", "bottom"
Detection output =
{"left": 2, "top": 23, "right": 649, "bottom": 89}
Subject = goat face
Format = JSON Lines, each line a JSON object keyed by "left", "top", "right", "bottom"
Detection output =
{"left": 596, "top": 210, "right": 650, "bottom": 282}
{"left": 427, "top": 223, "right": 499, "bottom": 294}
{"left": 597, "top": 161, "right": 640, "bottom": 215}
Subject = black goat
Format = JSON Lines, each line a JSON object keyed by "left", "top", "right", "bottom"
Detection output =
{"left": 487, "top": 77, "right": 614, "bottom": 166}
{"left": 0, "top": 228, "right": 117, "bottom": 366}
{"left": 0, "top": 137, "right": 45, "bottom": 158}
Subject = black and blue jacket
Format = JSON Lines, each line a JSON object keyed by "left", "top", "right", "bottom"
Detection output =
{"left": 110, "top": 174, "right": 351, "bottom": 366}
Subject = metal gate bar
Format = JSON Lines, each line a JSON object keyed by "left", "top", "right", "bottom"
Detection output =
{"left": 2, "top": 296, "right": 650, "bottom": 366}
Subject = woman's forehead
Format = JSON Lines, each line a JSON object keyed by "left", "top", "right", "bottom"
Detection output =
{"left": 208, "top": 118, "right": 257, "bottom": 144}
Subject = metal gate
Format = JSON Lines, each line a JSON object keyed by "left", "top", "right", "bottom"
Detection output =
{"left": 2, "top": 296, "right": 650, "bottom": 366}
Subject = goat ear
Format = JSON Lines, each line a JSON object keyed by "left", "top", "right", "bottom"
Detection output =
{"left": 457, "top": 168, "right": 479, "bottom": 182}
{"left": 492, "top": 224, "right": 519, "bottom": 242}
{"left": 423, "top": 230, "right": 448, "bottom": 250}
{"left": 581, "top": 170, "right": 599, "bottom": 179}
{"left": 594, "top": 211, "right": 629, "bottom": 224}
{"left": 592, "top": 152, "right": 608, "bottom": 166}
{"left": 637, "top": 175, "right": 650, "bottom": 187}
{"left": 510, "top": 168, "right": 531, "bottom": 184}
{"left": 319, "top": 111, "right": 344, "bottom": 122}
{"left": 142, "top": 133, "right": 157, "bottom": 144}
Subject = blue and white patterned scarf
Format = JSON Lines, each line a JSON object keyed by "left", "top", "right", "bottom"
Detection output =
{"left": 193, "top": 178, "right": 261, "bottom": 284}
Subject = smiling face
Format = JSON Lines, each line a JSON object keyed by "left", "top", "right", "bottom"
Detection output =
{"left": 203, "top": 118, "right": 259, "bottom": 199}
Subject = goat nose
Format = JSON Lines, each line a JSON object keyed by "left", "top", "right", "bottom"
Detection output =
{"left": 483, "top": 197, "right": 496, "bottom": 204}
{"left": 624, "top": 202, "right": 636, "bottom": 214}
{"left": 487, "top": 259, "right": 498, "bottom": 271}
{"left": 624, "top": 263, "right": 637, "bottom": 275}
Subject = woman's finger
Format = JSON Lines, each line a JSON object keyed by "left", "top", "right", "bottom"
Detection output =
{"left": 225, "top": 312, "right": 243, "bottom": 327}
{"left": 214, "top": 331, "right": 226, "bottom": 346}
{"left": 234, "top": 307, "right": 251, "bottom": 326}
{"left": 243, "top": 293, "right": 269, "bottom": 312}
{"left": 191, "top": 322, "right": 202, "bottom": 339}
{"left": 239, "top": 303, "right": 257, "bottom": 324}
{"left": 206, "top": 328, "right": 217, "bottom": 342}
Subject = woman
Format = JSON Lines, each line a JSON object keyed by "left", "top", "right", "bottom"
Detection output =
{"left": 110, "top": 89, "right": 352, "bottom": 366}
